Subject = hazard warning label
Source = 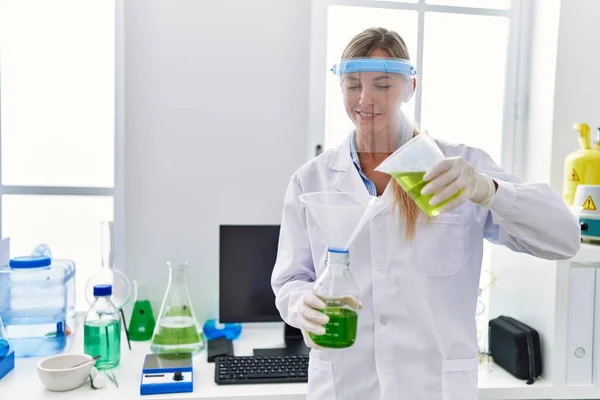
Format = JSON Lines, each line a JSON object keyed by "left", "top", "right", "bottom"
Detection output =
{"left": 570, "top": 168, "right": 580, "bottom": 182}
{"left": 583, "top": 195, "right": 597, "bottom": 211}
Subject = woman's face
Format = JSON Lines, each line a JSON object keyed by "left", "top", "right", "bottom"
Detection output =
{"left": 341, "top": 51, "right": 413, "bottom": 146}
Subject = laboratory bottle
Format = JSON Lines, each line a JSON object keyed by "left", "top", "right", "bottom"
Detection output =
{"left": 310, "top": 248, "right": 360, "bottom": 348}
{"left": 84, "top": 284, "right": 121, "bottom": 370}
{"left": 151, "top": 260, "right": 206, "bottom": 354}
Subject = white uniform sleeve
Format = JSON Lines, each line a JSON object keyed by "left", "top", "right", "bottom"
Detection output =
{"left": 469, "top": 148, "right": 581, "bottom": 260}
{"left": 270, "top": 175, "right": 316, "bottom": 328}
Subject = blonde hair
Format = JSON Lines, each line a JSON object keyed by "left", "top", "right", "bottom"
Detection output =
{"left": 341, "top": 27, "right": 421, "bottom": 240}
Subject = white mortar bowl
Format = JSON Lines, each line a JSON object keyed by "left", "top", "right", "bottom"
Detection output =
{"left": 36, "top": 353, "right": 94, "bottom": 391}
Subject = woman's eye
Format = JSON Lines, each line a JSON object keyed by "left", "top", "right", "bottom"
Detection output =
{"left": 375, "top": 85, "right": 391, "bottom": 89}
{"left": 347, "top": 85, "right": 361, "bottom": 90}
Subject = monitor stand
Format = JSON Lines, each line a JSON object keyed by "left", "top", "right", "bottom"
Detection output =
{"left": 252, "top": 323, "right": 310, "bottom": 356}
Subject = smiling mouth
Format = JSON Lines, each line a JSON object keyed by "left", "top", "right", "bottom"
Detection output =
{"left": 355, "top": 110, "right": 382, "bottom": 119}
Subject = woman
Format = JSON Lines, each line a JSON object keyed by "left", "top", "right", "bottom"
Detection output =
{"left": 271, "top": 27, "right": 579, "bottom": 400}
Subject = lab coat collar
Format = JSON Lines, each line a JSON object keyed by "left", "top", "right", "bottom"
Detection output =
{"left": 329, "top": 136, "right": 396, "bottom": 214}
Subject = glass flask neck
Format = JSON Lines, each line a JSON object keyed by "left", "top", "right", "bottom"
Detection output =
{"left": 167, "top": 260, "right": 189, "bottom": 285}
{"left": 326, "top": 249, "right": 349, "bottom": 269}
{"left": 90, "top": 295, "right": 119, "bottom": 316}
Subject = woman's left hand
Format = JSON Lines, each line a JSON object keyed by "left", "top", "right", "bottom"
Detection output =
{"left": 421, "top": 156, "right": 496, "bottom": 212}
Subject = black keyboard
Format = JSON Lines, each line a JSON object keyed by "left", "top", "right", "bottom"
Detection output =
{"left": 214, "top": 355, "right": 309, "bottom": 384}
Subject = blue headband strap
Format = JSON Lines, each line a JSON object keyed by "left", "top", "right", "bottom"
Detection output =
{"left": 330, "top": 58, "right": 416, "bottom": 77}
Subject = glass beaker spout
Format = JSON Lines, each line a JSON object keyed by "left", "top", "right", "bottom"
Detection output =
{"left": 151, "top": 260, "right": 205, "bottom": 354}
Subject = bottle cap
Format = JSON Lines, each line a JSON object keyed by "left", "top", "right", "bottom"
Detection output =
{"left": 9, "top": 256, "right": 51, "bottom": 269}
{"left": 93, "top": 284, "right": 112, "bottom": 297}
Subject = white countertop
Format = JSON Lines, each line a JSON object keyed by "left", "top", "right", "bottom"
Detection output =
{"left": 2, "top": 321, "right": 600, "bottom": 399}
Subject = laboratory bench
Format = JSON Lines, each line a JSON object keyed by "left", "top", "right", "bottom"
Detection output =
{"left": 8, "top": 239, "right": 600, "bottom": 400}
{"left": 3, "top": 320, "right": 600, "bottom": 400}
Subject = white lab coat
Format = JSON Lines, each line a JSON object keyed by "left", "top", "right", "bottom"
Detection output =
{"left": 271, "top": 135, "right": 580, "bottom": 400}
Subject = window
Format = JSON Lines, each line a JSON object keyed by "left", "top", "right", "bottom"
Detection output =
{"left": 0, "top": 0, "right": 123, "bottom": 310}
{"left": 309, "top": 0, "right": 529, "bottom": 169}
{"left": 309, "top": 0, "right": 531, "bottom": 354}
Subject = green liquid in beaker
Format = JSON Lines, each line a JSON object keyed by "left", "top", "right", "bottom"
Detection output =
{"left": 84, "top": 319, "right": 121, "bottom": 370}
{"left": 310, "top": 307, "right": 358, "bottom": 349}
{"left": 128, "top": 300, "right": 156, "bottom": 341}
{"left": 391, "top": 171, "right": 461, "bottom": 217}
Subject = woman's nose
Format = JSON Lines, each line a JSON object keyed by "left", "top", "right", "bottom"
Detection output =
{"left": 358, "top": 87, "right": 374, "bottom": 106}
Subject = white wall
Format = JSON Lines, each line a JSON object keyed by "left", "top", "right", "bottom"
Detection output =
{"left": 123, "top": 0, "right": 311, "bottom": 321}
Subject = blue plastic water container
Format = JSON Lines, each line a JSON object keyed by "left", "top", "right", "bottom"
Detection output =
{"left": 0, "top": 255, "right": 76, "bottom": 358}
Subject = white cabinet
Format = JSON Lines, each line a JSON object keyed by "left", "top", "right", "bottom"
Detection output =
{"left": 487, "top": 242, "right": 600, "bottom": 398}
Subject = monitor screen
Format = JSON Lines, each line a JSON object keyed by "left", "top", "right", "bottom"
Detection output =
{"left": 219, "top": 225, "right": 282, "bottom": 323}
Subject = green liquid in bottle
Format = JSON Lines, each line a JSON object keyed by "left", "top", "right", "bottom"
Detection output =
{"left": 391, "top": 171, "right": 461, "bottom": 217}
{"left": 84, "top": 319, "right": 121, "bottom": 370}
{"left": 128, "top": 300, "right": 156, "bottom": 341}
{"left": 310, "top": 307, "right": 358, "bottom": 349}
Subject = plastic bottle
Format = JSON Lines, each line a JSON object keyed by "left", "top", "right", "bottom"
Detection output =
{"left": 84, "top": 284, "right": 121, "bottom": 369}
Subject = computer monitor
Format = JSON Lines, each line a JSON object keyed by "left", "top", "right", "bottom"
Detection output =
{"left": 219, "top": 225, "right": 309, "bottom": 356}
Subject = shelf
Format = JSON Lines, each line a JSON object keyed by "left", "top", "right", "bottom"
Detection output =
{"left": 478, "top": 359, "right": 600, "bottom": 399}
{"left": 568, "top": 242, "right": 600, "bottom": 264}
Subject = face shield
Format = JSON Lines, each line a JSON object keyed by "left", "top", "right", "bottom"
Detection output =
{"left": 328, "top": 57, "right": 418, "bottom": 153}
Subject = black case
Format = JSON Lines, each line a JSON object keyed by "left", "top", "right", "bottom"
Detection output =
{"left": 488, "top": 315, "right": 542, "bottom": 384}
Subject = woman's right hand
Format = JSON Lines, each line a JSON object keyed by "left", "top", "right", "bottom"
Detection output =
{"left": 298, "top": 292, "right": 329, "bottom": 349}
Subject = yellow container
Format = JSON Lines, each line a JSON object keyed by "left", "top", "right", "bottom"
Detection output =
{"left": 563, "top": 123, "right": 600, "bottom": 205}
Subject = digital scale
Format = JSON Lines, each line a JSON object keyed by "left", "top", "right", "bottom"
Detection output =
{"left": 140, "top": 354, "right": 193, "bottom": 396}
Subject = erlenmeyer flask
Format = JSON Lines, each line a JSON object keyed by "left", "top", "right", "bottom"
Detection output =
{"left": 151, "top": 260, "right": 206, "bottom": 354}
{"left": 128, "top": 283, "right": 156, "bottom": 341}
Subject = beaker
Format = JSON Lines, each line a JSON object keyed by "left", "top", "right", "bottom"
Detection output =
{"left": 309, "top": 249, "right": 360, "bottom": 349}
{"left": 151, "top": 260, "right": 206, "bottom": 354}
{"left": 374, "top": 131, "right": 461, "bottom": 216}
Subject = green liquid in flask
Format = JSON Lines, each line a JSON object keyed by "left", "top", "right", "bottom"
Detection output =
{"left": 310, "top": 307, "right": 358, "bottom": 349}
{"left": 84, "top": 319, "right": 121, "bottom": 370}
{"left": 128, "top": 300, "right": 156, "bottom": 341}
{"left": 391, "top": 171, "right": 462, "bottom": 217}
{"left": 151, "top": 316, "right": 205, "bottom": 354}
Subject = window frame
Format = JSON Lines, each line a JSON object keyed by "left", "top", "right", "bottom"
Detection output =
{"left": 0, "top": 0, "right": 126, "bottom": 276}
{"left": 307, "top": 0, "right": 532, "bottom": 175}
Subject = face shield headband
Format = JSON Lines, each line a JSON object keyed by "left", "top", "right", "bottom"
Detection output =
{"left": 330, "top": 58, "right": 417, "bottom": 78}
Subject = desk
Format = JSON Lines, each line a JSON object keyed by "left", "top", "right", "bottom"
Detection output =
{"left": 0, "top": 321, "right": 598, "bottom": 400}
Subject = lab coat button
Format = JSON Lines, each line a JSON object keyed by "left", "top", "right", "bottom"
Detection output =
{"left": 379, "top": 316, "right": 388, "bottom": 325}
